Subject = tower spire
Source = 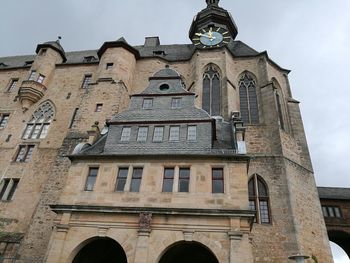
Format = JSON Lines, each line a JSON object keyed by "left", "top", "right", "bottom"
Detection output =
{"left": 206, "top": 0, "right": 220, "bottom": 7}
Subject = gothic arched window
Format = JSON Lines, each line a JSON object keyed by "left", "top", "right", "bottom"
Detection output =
{"left": 239, "top": 73, "right": 259, "bottom": 124}
{"left": 22, "top": 101, "right": 55, "bottom": 139}
{"left": 248, "top": 174, "right": 271, "bottom": 224}
{"left": 202, "top": 65, "right": 221, "bottom": 116}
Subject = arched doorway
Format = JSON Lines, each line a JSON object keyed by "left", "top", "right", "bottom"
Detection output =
{"left": 72, "top": 237, "right": 127, "bottom": 263}
{"left": 328, "top": 230, "right": 350, "bottom": 259}
{"left": 159, "top": 241, "right": 219, "bottom": 263}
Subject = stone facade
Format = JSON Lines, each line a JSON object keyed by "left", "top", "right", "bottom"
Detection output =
{"left": 0, "top": 1, "right": 333, "bottom": 263}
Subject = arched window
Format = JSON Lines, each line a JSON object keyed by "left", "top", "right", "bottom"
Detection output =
{"left": 239, "top": 72, "right": 259, "bottom": 124}
{"left": 22, "top": 101, "right": 54, "bottom": 139}
{"left": 202, "top": 64, "right": 221, "bottom": 116}
{"left": 248, "top": 174, "right": 271, "bottom": 224}
{"left": 272, "top": 79, "right": 286, "bottom": 131}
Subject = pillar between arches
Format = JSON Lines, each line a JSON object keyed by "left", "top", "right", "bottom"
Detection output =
{"left": 228, "top": 231, "right": 253, "bottom": 263}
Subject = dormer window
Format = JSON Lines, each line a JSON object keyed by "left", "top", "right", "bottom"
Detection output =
{"left": 187, "top": 126, "right": 197, "bottom": 141}
{"left": 120, "top": 127, "right": 131, "bottom": 142}
{"left": 25, "top": 61, "right": 34, "bottom": 66}
{"left": 169, "top": 126, "right": 180, "bottom": 141}
{"left": 153, "top": 127, "right": 164, "bottom": 142}
{"left": 83, "top": 56, "right": 97, "bottom": 63}
{"left": 142, "top": 98, "right": 153, "bottom": 109}
{"left": 171, "top": 98, "right": 182, "bottom": 109}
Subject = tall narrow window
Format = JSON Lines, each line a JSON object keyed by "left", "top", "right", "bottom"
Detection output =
{"left": 169, "top": 126, "right": 180, "bottom": 141}
{"left": 239, "top": 73, "right": 259, "bottom": 124}
{"left": 248, "top": 174, "right": 271, "bottom": 224}
{"left": 95, "top": 103, "right": 103, "bottom": 112}
{"left": 179, "top": 168, "right": 190, "bottom": 192}
{"left": 7, "top": 79, "right": 18, "bottom": 92}
{"left": 22, "top": 101, "right": 54, "bottom": 139}
{"left": 162, "top": 168, "right": 174, "bottom": 192}
{"left": 37, "top": 74, "right": 45, "bottom": 84}
{"left": 0, "top": 114, "right": 10, "bottom": 128}
{"left": 85, "top": 167, "right": 98, "bottom": 191}
{"left": 120, "top": 127, "right": 131, "bottom": 142}
{"left": 0, "top": 178, "right": 20, "bottom": 201}
{"left": 137, "top": 127, "right": 148, "bottom": 142}
{"left": 28, "top": 70, "right": 36, "bottom": 80}
{"left": 153, "top": 126, "right": 164, "bottom": 142}
{"left": 275, "top": 91, "right": 285, "bottom": 130}
{"left": 82, "top": 74, "right": 92, "bottom": 89}
{"left": 115, "top": 168, "right": 129, "bottom": 192}
{"left": 187, "top": 126, "right": 197, "bottom": 141}
{"left": 69, "top": 108, "right": 79, "bottom": 129}
{"left": 212, "top": 168, "right": 224, "bottom": 193}
{"left": 130, "top": 168, "right": 143, "bottom": 192}
{"left": 15, "top": 145, "right": 34, "bottom": 162}
{"left": 202, "top": 64, "right": 221, "bottom": 116}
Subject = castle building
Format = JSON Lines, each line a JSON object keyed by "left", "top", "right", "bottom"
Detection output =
{"left": 0, "top": 0, "right": 333, "bottom": 262}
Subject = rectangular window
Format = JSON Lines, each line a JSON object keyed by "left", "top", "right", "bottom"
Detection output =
{"left": 142, "top": 98, "right": 153, "bottom": 109}
{"left": 153, "top": 126, "right": 164, "bottom": 142}
{"left": 115, "top": 167, "right": 128, "bottom": 192}
{"left": 169, "top": 126, "right": 180, "bottom": 141}
{"left": 39, "top": 124, "right": 50, "bottom": 139}
{"left": 82, "top": 74, "right": 92, "bottom": 89}
{"left": 171, "top": 98, "right": 182, "bottom": 109}
{"left": 130, "top": 168, "right": 143, "bottom": 192}
{"left": 15, "top": 145, "right": 34, "bottom": 162}
{"left": 28, "top": 70, "right": 36, "bottom": 80}
{"left": 0, "top": 114, "right": 10, "bottom": 128}
{"left": 162, "top": 168, "right": 174, "bottom": 192}
{"left": 322, "top": 206, "right": 342, "bottom": 218}
{"left": 85, "top": 167, "right": 98, "bottom": 191}
{"left": 0, "top": 178, "right": 19, "bottom": 201}
{"left": 120, "top": 127, "right": 131, "bottom": 142}
{"left": 259, "top": 200, "right": 270, "bottom": 223}
{"left": 187, "top": 125, "right": 197, "bottom": 141}
{"left": 7, "top": 79, "right": 18, "bottom": 92}
{"left": 137, "top": 127, "right": 148, "bottom": 142}
{"left": 95, "top": 103, "right": 103, "bottom": 112}
{"left": 106, "top": 63, "right": 114, "bottom": 70}
{"left": 212, "top": 168, "right": 224, "bottom": 193}
{"left": 178, "top": 168, "right": 190, "bottom": 192}
{"left": 37, "top": 74, "right": 45, "bottom": 84}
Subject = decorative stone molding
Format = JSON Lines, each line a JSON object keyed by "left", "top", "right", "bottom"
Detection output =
{"left": 183, "top": 230, "right": 195, "bottom": 241}
{"left": 139, "top": 212, "right": 152, "bottom": 231}
{"left": 228, "top": 231, "right": 243, "bottom": 240}
{"left": 18, "top": 80, "right": 47, "bottom": 110}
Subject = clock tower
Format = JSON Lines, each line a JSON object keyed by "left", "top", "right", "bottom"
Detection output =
{"left": 189, "top": 0, "right": 238, "bottom": 48}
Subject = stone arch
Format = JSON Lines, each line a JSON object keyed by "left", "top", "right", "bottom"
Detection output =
{"left": 157, "top": 240, "right": 219, "bottom": 263}
{"left": 202, "top": 63, "right": 222, "bottom": 116}
{"left": 237, "top": 71, "right": 259, "bottom": 124}
{"left": 68, "top": 236, "right": 127, "bottom": 263}
{"left": 328, "top": 230, "right": 350, "bottom": 257}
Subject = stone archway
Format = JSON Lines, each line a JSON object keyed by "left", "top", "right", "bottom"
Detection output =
{"left": 328, "top": 230, "right": 350, "bottom": 258}
{"left": 72, "top": 237, "right": 127, "bottom": 263}
{"left": 159, "top": 241, "right": 219, "bottom": 263}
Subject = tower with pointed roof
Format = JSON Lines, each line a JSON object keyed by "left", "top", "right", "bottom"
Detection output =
{"left": 0, "top": 1, "right": 333, "bottom": 263}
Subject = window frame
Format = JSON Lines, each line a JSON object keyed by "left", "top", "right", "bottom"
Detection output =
{"left": 0, "top": 178, "right": 20, "bottom": 201}
{"left": 130, "top": 167, "right": 143, "bottom": 192}
{"left": 239, "top": 72, "right": 259, "bottom": 124}
{"left": 82, "top": 74, "right": 92, "bottom": 89}
{"left": 171, "top": 97, "right": 182, "bottom": 109}
{"left": 169, "top": 126, "right": 180, "bottom": 142}
{"left": 28, "top": 70, "right": 36, "bottom": 81}
{"left": 37, "top": 74, "right": 45, "bottom": 84}
{"left": 153, "top": 126, "right": 164, "bottom": 142}
{"left": 106, "top": 63, "right": 114, "bottom": 70}
{"left": 162, "top": 167, "right": 175, "bottom": 193}
{"left": 95, "top": 103, "right": 103, "bottom": 112}
{"left": 6, "top": 78, "right": 19, "bottom": 92}
{"left": 187, "top": 125, "right": 197, "bottom": 141}
{"left": 178, "top": 168, "right": 190, "bottom": 193}
{"left": 14, "top": 145, "right": 35, "bottom": 162}
{"left": 115, "top": 167, "right": 129, "bottom": 192}
{"left": 212, "top": 168, "right": 224, "bottom": 194}
{"left": 248, "top": 174, "right": 271, "bottom": 224}
{"left": 142, "top": 98, "right": 153, "bottom": 109}
{"left": 322, "top": 205, "right": 342, "bottom": 218}
{"left": 0, "top": 113, "right": 10, "bottom": 128}
{"left": 84, "top": 167, "right": 99, "bottom": 191}
{"left": 137, "top": 127, "right": 148, "bottom": 142}
{"left": 120, "top": 127, "right": 132, "bottom": 142}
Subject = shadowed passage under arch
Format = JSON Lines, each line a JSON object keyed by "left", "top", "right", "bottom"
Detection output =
{"left": 72, "top": 237, "right": 127, "bottom": 263}
{"left": 159, "top": 241, "right": 219, "bottom": 263}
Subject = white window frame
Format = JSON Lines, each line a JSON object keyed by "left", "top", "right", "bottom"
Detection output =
{"left": 187, "top": 125, "right": 197, "bottom": 141}
{"left": 120, "top": 127, "right": 131, "bottom": 142}
{"left": 153, "top": 126, "right": 164, "bottom": 142}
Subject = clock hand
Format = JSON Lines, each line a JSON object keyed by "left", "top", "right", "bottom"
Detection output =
{"left": 196, "top": 33, "right": 216, "bottom": 39}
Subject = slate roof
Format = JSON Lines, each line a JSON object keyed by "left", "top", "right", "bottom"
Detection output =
{"left": 0, "top": 41, "right": 260, "bottom": 69}
{"left": 318, "top": 187, "right": 350, "bottom": 200}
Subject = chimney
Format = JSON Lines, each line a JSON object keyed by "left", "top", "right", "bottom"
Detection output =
{"left": 144, "top": 37, "right": 160, "bottom": 47}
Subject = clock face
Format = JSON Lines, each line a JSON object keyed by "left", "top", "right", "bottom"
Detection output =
{"left": 192, "top": 26, "right": 231, "bottom": 48}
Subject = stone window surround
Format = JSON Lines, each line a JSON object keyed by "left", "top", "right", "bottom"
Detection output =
{"left": 6, "top": 78, "right": 19, "bottom": 92}
{"left": 161, "top": 166, "right": 191, "bottom": 193}
{"left": 84, "top": 167, "right": 99, "bottom": 191}
{"left": 115, "top": 165, "right": 144, "bottom": 193}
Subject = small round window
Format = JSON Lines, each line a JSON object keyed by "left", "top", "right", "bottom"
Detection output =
{"left": 159, "top": 83, "right": 170, "bottom": 91}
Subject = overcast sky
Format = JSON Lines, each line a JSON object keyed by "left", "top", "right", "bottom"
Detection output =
{"left": 1, "top": 1, "right": 349, "bottom": 260}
